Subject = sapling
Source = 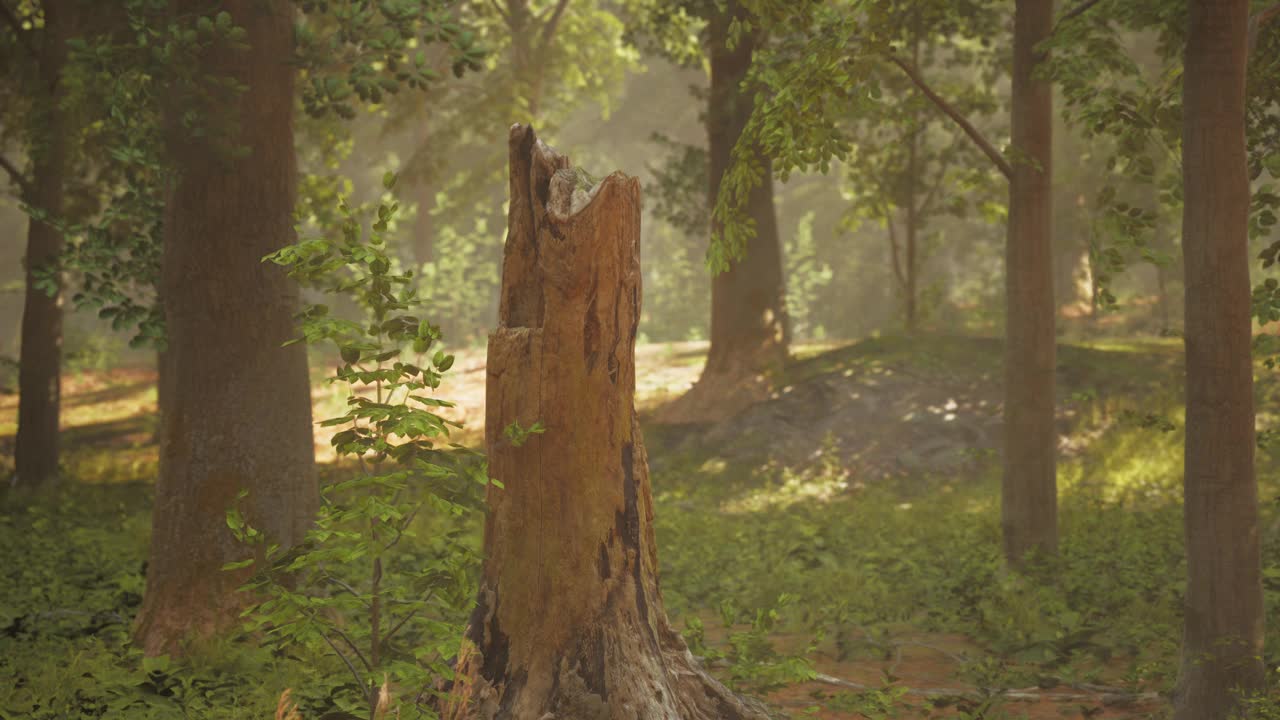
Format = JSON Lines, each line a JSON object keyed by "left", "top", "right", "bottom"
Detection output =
{"left": 226, "top": 172, "right": 490, "bottom": 720}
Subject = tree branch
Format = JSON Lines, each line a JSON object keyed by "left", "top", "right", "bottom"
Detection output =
{"left": 885, "top": 54, "right": 1013, "bottom": 180}
{"left": 487, "top": 0, "right": 510, "bottom": 24}
{"left": 1052, "top": 0, "right": 1105, "bottom": 35}
{"left": 536, "top": 0, "right": 571, "bottom": 55}
{"left": 318, "top": 629, "right": 369, "bottom": 703}
{"left": 0, "top": 1, "right": 38, "bottom": 60}
{"left": 1249, "top": 3, "right": 1280, "bottom": 56}
{"left": 0, "top": 151, "right": 31, "bottom": 198}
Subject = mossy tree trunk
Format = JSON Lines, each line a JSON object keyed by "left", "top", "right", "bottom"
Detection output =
{"left": 442, "top": 125, "right": 768, "bottom": 720}
{"left": 1174, "top": 0, "right": 1264, "bottom": 716}
{"left": 134, "top": 0, "right": 317, "bottom": 656}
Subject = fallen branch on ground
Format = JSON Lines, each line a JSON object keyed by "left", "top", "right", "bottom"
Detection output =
{"left": 813, "top": 671, "right": 1163, "bottom": 705}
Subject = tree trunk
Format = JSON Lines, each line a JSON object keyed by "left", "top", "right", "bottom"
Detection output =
{"left": 413, "top": 179, "right": 435, "bottom": 264}
{"left": 134, "top": 0, "right": 318, "bottom": 656}
{"left": 1174, "top": 0, "right": 1265, "bottom": 715}
{"left": 13, "top": 0, "right": 73, "bottom": 489}
{"left": 659, "top": 1, "right": 788, "bottom": 423}
{"left": 904, "top": 131, "right": 919, "bottom": 333}
{"left": 443, "top": 125, "right": 768, "bottom": 720}
{"left": 1002, "top": 0, "right": 1057, "bottom": 567}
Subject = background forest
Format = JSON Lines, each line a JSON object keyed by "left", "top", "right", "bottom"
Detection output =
{"left": 2, "top": 0, "right": 1280, "bottom": 719}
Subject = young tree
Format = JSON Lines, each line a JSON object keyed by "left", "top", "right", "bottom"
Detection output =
{"left": 132, "top": 0, "right": 319, "bottom": 655}
{"left": 2, "top": 0, "right": 75, "bottom": 488}
{"left": 1175, "top": 0, "right": 1264, "bottom": 715}
{"left": 443, "top": 124, "right": 768, "bottom": 720}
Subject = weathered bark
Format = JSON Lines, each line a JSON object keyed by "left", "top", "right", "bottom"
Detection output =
{"left": 1174, "top": 1, "right": 1265, "bottom": 716}
{"left": 134, "top": 0, "right": 317, "bottom": 656}
{"left": 13, "top": 0, "right": 73, "bottom": 489}
{"left": 443, "top": 125, "right": 768, "bottom": 720}
{"left": 660, "top": 1, "right": 788, "bottom": 423}
{"left": 1002, "top": 0, "right": 1057, "bottom": 566}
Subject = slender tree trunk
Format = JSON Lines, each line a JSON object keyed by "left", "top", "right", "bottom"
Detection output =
{"left": 444, "top": 125, "right": 767, "bottom": 720}
{"left": 13, "top": 0, "right": 72, "bottom": 489}
{"left": 1174, "top": 1, "right": 1264, "bottom": 715}
{"left": 660, "top": 0, "right": 788, "bottom": 423}
{"left": 414, "top": 179, "right": 435, "bottom": 264}
{"left": 1002, "top": 0, "right": 1057, "bottom": 567}
{"left": 905, "top": 130, "right": 919, "bottom": 333}
{"left": 903, "top": 20, "right": 922, "bottom": 333}
{"left": 134, "top": 0, "right": 317, "bottom": 656}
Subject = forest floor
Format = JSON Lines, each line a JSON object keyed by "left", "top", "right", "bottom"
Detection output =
{"left": 7, "top": 332, "right": 1280, "bottom": 719}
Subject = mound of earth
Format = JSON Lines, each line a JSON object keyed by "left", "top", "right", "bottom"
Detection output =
{"left": 644, "top": 335, "right": 1152, "bottom": 481}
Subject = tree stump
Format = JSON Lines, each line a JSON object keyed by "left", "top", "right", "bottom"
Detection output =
{"left": 441, "top": 125, "right": 769, "bottom": 720}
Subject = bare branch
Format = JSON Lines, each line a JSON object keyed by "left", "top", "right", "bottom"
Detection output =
{"left": 885, "top": 54, "right": 1013, "bottom": 180}
{"left": 319, "top": 629, "right": 369, "bottom": 702}
{"left": 0, "top": 151, "right": 31, "bottom": 198}
{"left": 1249, "top": 3, "right": 1280, "bottom": 56}
{"left": 536, "top": 0, "right": 571, "bottom": 56}
{"left": 1052, "top": 0, "right": 1105, "bottom": 35}
{"left": 0, "top": 1, "right": 38, "bottom": 60}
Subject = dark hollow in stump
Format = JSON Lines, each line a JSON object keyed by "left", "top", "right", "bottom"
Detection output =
{"left": 442, "top": 125, "right": 770, "bottom": 720}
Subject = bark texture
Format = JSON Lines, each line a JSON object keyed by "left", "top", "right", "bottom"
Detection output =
{"left": 659, "top": 1, "right": 788, "bottom": 423}
{"left": 13, "top": 0, "right": 73, "bottom": 488}
{"left": 1174, "top": 0, "right": 1265, "bottom": 715}
{"left": 1002, "top": 0, "right": 1058, "bottom": 566}
{"left": 442, "top": 125, "right": 768, "bottom": 720}
{"left": 134, "top": 0, "right": 317, "bottom": 656}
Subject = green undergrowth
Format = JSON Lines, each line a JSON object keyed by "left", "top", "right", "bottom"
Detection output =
{"left": 9, "top": 335, "right": 1280, "bottom": 717}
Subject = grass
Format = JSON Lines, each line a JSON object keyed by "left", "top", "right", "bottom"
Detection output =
{"left": 3, "top": 333, "right": 1280, "bottom": 718}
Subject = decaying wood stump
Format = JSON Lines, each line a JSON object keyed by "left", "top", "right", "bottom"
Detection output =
{"left": 441, "top": 125, "right": 770, "bottom": 720}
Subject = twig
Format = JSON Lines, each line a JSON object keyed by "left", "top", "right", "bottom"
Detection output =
{"left": 380, "top": 606, "right": 420, "bottom": 648}
{"left": 814, "top": 672, "right": 1162, "bottom": 704}
{"left": 326, "top": 622, "right": 374, "bottom": 673}
{"left": 319, "top": 628, "right": 370, "bottom": 702}
{"left": 1053, "top": 0, "right": 1106, "bottom": 35}
{"left": 0, "top": 151, "right": 31, "bottom": 198}
{"left": 325, "top": 574, "right": 371, "bottom": 607}
{"left": 884, "top": 54, "right": 1013, "bottom": 180}
{"left": 537, "top": 0, "right": 571, "bottom": 54}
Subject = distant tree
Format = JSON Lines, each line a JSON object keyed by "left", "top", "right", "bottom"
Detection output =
{"left": 1176, "top": 0, "right": 1265, "bottom": 715}
{"left": 837, "top": 4, "right": 1004, "bottom": 332}
{"left": 0, "top": 0, "right": 76, "bottom": 489}
{"left": 628, "top": 0, "right": 790, "bottom": 423}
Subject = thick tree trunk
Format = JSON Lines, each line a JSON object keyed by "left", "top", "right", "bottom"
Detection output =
{"left": 443, "top": 125, "right": 768, "bottom": 720}
{"left": 134, "top": 0, "right": 318, "bottom": 656}
{"left": 659, "top": 1, "right": 788, "bottom": 423}
{"left": 1174, "top": 1, "right": 1265, "bottom": 716}
{"left": 13, "top": 0, "right": 72, "bottom": 489}
{"left": 1002, "top": 0, "right": 1057, "bottom": 566}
